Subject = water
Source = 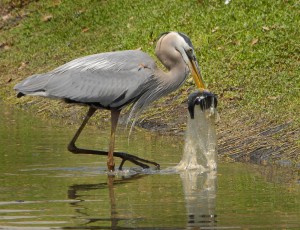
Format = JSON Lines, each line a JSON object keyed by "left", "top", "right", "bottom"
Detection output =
{"left": 0, "top": 102, "right": 299, "bottom": 229}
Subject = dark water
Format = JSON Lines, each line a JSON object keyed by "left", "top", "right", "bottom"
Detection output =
{"left": 0, "top": 103, "right": 299, "bottom": 229}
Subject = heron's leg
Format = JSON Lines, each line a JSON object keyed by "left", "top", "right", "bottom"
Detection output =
{"left": 68, "top": 107, "right": 97, "bottom": 153}
{"left": 67, "top": 108, "right": 160, "bottom": 170}
{"left": 107, "top": 110, "right": 120, "bottom": 171}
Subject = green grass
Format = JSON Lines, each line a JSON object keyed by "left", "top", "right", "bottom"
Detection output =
{"left": 0, "top": 0, "right": 299, "bottom": 162}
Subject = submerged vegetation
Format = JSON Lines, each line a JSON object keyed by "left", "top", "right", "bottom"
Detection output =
{"left": 0, "top": 0, "right": 299, "bottom": 165}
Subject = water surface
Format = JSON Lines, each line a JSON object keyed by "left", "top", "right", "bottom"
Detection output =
{"left": 0, "top": 103, "right": 299, "bottom": 229}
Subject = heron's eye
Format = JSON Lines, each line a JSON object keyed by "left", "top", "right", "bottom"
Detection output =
{"left": 186, "top": 47, "right": 194, "bottom": 58}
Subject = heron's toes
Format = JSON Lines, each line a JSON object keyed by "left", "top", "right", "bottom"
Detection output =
{"left": 154, "top": 164, "right": 160, "bottom": 170}
{"left": 115, "top": 151, "right": 159, "bottom": 170}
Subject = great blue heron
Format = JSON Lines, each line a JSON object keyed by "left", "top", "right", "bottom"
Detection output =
{"left": 14, "top": 31, "right": 206, "bottom": 171}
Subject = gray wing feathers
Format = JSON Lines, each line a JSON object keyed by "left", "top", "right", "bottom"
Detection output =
{"left": 46, "top": 70, "right": 148, "bottom": 107}
{"left": 14, "top": 50, "right": 157, "bottom": 108}
{"left": 53, "top": 50, "right": 155, "bottom": 73}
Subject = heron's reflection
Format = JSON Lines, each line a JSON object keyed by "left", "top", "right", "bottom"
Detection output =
{"left": 65, "top": 169, "right": 217, "bottom": 229}
{"left": 180, "top": 170, "right": 217, "bottom": 229}
{"left": 66, "top": 174, "right": 145, "bottom": 229}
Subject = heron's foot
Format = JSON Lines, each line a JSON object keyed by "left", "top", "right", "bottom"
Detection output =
{"left": 67, "top": 144, "right": 160, "bottom": 170}
{"left": 107, "top": 162, "right": 115, "bottom": 172}
{"left": 114, "top": 152, "right": 160, "bottom": 170}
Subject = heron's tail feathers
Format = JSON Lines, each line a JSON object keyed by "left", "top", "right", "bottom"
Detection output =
{"left": 14, "top": 73, "right": 52, "bottom": 97}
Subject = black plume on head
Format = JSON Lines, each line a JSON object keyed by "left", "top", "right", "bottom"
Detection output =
{"left": 178, "top": 32, "right": 194, "bottom": 49}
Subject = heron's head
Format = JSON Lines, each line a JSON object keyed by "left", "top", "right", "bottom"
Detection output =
{"left": 155, "top": 31, "right": 206, "bottom": 90}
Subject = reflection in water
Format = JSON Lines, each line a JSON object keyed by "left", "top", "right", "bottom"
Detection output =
{"left": 180, "top": 170, "right": 217, "bottom": 229}
{"left": 107, "top": 176, "right": 117, "bottom": 229}
{"left": 67, "top": 174, "right": 146, "bottom": 229}
{"left": 66, "top": 170, "right": 217, "bottom": 229}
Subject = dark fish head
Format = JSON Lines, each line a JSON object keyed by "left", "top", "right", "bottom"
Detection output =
{"left": 188, "top": 90, "right": 218, "bottom": 119}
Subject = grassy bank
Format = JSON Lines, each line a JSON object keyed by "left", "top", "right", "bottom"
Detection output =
{"left": 0, "top": 0, "right": 299, "bottom": 165}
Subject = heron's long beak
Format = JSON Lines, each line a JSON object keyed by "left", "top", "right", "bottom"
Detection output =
{"left": 188, "top": 58, "right": 206, "bottom": 90}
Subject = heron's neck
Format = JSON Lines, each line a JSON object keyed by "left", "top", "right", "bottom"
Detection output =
{"left": 157, "top": 60, "right": 188, "bottom": 91}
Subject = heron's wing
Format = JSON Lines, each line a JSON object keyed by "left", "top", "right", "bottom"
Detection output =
{"left": 52, "top": 50, "right": 156, "bottom": 73}
{"left": 14, "top": 50, "right": 157, "bottom": 109}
